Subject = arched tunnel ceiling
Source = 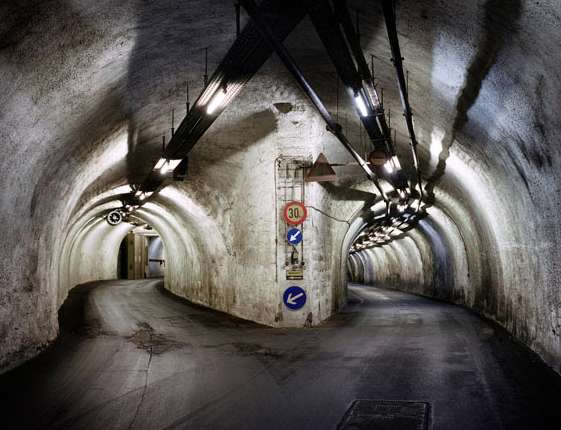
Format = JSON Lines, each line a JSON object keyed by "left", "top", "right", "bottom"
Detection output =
{"left": 1, "top": 0, "right": 560, "bottom": 375}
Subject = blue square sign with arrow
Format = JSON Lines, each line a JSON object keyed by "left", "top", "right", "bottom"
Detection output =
{"left": 286, "top": 227, "right": 303, "bottom": 245}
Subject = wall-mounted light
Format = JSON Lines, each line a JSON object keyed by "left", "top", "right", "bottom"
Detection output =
{"left": 206, "top": 88, "right": 227, "bottom": 114}
{"left": 354, "top": 93, "right": 368, "bottom": 117}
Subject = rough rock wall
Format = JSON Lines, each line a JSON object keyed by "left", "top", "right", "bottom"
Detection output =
{"left": 1, "top": 0, "right": 560, "bottom": 376}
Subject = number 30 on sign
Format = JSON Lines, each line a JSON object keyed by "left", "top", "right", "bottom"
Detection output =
{"left": 283, "top": 201, "right": 307, "bottom": 225}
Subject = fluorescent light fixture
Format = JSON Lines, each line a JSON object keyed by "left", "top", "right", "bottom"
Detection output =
{"left": 139, "top": 192, "right": 152, "bottom": 201}
{"left": 207, "top": 88, "right": 227, "bottom": 114}
{"left": 160, "top": 159, "right": 182, "bottom": 175}
{"left": 384, "top": 159, "right": 394, "bottom": 174}
{"left": 384, "top": 155, "right": 402, "bottom": 174}
{"left": 154, "top": 158, "right": 167, "bottom": 170}
{"left": 168, "top": 159, "right": 182, "bottom": 170}
{"left": 354, "top": 93, "right": 368, "bottom": 117}
{"left": 160, "top": 161, "right": 171, "bottom": 174}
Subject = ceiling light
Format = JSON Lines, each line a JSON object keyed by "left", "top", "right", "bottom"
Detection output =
{"left": 158, "top": 159, "right": 182, "bottom": 175}
{"left": 138, "top": 192, "right": 154, "bottom": 201}
{"left": 154, "top": 158, "right": 167, "bottom": 170}
{"left": 167, "top": 159, "right": 182, "bottom": 170}
{"left": 207, "top": 88, "right": 227, "bottom": 114}
{"left": 384, "top": 159, "right": 394, "bottom": 174}
{"left": 160, "top": 161, "right": 171, "bottom": 174}
{"left": 384, "top": 155, "right": 402, "bottom": 174}
{"left": 354, "top": 93, "right": 368, "bottom": 117}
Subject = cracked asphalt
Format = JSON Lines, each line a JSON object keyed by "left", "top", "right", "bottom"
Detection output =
{"left": 0, "top": 279, "right": 560, "bottom": 429}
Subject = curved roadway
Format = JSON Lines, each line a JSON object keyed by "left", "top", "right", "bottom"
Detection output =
{"left": 1, "top": 280, "right": 559, "bottom": 429}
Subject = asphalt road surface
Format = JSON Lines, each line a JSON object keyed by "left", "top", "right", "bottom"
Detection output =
{"left": 1, "top": 279, "right": 560, "bottom": 429}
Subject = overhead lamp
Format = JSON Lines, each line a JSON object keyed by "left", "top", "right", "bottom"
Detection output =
{"left": 138, "top": 191, "right": 154, "bottom": 201}
{"left": 160, "top": 161, "right": 171, "bottom": 174}
{"left": 384, "top": 155, "right": 402, "bottom": 174}
{"left": 207, "top": 88, "right": 227, "bottom": 114}
{"left": 354, "top": 93, "right": 368, "bottom": 117}
{"left": 154, "top": 158, "right": 167, "bottom": 170}
{"left": 156, "top": 159, "right": 183, "bottom": 175}
{"left": 384, "top": 159, "right": 394, "bottom": 174}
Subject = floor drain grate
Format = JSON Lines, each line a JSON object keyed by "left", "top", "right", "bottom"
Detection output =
{"left": 337, "top": 399, "right": 431, "bottom": 430}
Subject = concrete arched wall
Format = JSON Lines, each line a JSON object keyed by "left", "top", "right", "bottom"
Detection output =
{"left": 1, "top": 0, "right": 560, "bottom": 376}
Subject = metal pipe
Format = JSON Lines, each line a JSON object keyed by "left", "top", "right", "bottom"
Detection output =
{"left": 186, "top": 81, "right": 190, "bottom": 113}
{"left": 332, "top": 0, "right": 393, "bottom": 155}
{"left": 203, "top": 47, "right": 208, "bottom": 87}
{"left": 381, "top": 0, "right": 423, "bottom": 196}
{"left": 235, "top": 2, "right": 241, "bottom": 36}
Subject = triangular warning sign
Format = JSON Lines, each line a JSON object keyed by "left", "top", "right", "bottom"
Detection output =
{"left": 305, "top": 153, "right": 337, "bottom": 182}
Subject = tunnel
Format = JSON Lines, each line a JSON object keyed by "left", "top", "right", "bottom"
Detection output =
{"left": 0, "top": 0, "right": 560, "bottom": 429}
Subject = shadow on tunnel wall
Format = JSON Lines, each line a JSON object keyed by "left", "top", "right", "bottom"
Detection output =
{"left": 425, "top": 0, "right": 522, "bottom": 199}
{"left": 123, "top": 0, "right": 240, "bottom": 183}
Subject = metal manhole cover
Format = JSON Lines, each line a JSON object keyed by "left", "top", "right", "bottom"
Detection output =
{"left": 337, "top": 399, "right": 431, "bottom": 430}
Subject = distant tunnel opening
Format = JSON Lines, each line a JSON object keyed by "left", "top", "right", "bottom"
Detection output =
{"left": 117, "top": 225, "right": 165, "bottom": 280}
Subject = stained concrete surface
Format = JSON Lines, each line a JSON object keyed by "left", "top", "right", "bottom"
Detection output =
{"left": 2, "top": 0, "right": 561, "bottom": 376}
{"left": 0, "top": 279, "right": 559, "bottom": 430}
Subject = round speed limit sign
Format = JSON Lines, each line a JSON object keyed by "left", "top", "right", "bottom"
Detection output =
{"left": 283, "top": 201, "right": 307, "bottom": 225}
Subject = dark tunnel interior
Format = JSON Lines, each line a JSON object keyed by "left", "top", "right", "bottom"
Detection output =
{"left": 0, "top": 0, "right": 560, "bottom": 429}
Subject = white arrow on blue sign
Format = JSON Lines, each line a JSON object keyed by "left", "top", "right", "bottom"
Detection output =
{"left": 286, "top": 228, "right": 303, "bottom": 245}
{"left": 283, "top": 286, "right": 307, "bottom": 310}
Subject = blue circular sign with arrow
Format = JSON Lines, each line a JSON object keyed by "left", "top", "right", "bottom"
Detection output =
{"left": 283, "top": 286, "right": 307, "bottom": 310}
{"left": 286, "top": 228, "right": 303, "bottom": 245}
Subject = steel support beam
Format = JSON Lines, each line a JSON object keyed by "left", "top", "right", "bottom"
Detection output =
{"left": 381, "top": 0, "right": 423, "bottom": 195}
{"left": 240, "top": 0, "right": 388, "bottom": 202}
{"left": 138, "top": 0, "right": 307, "bottom": 193}
{"left": 332, "top": 0, "right": 393, "bottom": 155}
{"left": 304, "top": 0, "right": 389, "bottom": 153}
